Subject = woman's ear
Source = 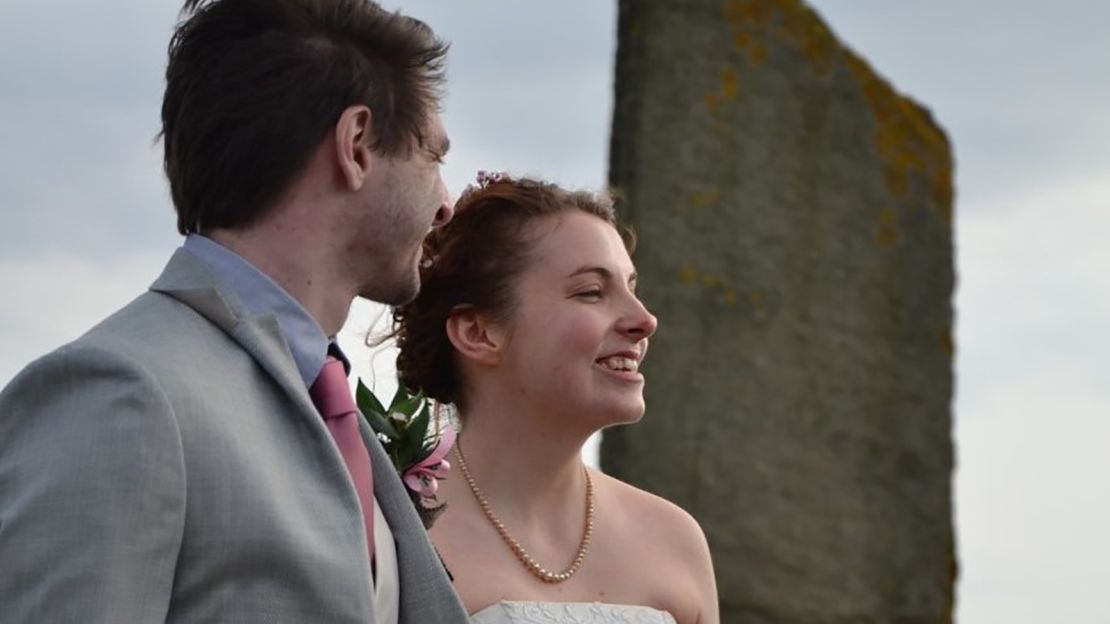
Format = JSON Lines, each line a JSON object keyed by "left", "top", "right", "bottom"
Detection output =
{"left": 445, "top": 307, "right": 503, "bottom": 367}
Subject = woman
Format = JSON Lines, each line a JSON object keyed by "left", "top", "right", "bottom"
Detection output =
{"left": 393, "top": 174, "right": 719, "bottom": 623}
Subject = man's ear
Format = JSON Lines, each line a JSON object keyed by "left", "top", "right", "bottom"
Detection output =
{"left": 445, "top": 307, "right": 504, "bottom": 367}
{"left": 335, "top": 104, "right": 373, "bottom": 191}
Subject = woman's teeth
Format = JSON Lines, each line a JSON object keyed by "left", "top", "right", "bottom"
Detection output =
{"left": 598, "top": 356, "right": 638, "bottom": 372}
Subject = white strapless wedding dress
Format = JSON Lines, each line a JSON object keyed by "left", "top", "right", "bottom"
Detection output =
{"left": 470, "top": 601, "right": 676, "bottom": 624}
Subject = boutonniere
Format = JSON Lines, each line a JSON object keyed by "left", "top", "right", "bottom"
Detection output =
{"left": 355, "top": 380, "right": 455, "bottom": 529}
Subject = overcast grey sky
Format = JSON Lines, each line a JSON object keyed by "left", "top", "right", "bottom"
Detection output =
{"left": 1, "top": 1, "right": 1107, "bottom": 622}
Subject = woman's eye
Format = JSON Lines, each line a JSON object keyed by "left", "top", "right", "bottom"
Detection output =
{"left": 575, "top": 289, "right": 603, "bottom": 300}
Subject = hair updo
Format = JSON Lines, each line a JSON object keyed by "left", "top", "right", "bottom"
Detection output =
{"left": 392, "top": 175, "right": 628, "bottom": 409}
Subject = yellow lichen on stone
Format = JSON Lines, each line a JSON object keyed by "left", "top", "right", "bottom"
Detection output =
{"left": 785, "top": 6, "right": 839, "bottom": 75}
{"left": 690, "top": 189, "right": 722, "bottom": 208}
{"left": 704, "top": 68, "right": 740, "bottom": 113}
{"left": 724, "top": 0, "right": 840, "bottom": 75}
{"left": 748, "top": 290, "right": 765, "bottom": 308}
{"left": 876, "top": 207, "right": 900, "bottom": 249}
{"left": 939, "top": 326, "right": 954, "bottom": 356}
{"left": 883, "top": 166, "right": 909, "bottom": 197}
{"left": 721, "top": 68, "right": 740, "bottom": 99}
{"left": 717, "top": 0, "right": 955, "bottom": 226}
{"left": 724, "top": 0, "right": 773, "bottom": 30}
{"left": 723, "top": 0, "right": 772, "bottom": 67}
{"left": 680, "top": 263, "right": 699, "bottom": 284}
{"left": 733, "top": 29, "right": 752, "bottom": 50}
{"left": 748, "top": 41, "right": 768, "bottom": 66}
{"left": 843, "top": 53, "right": 953, "bottom": 223}
{"left": 703, "top": 91, "right": 721, "bottom": 113}
{"left": 678, "top": 262, "right": 750, "bottom": 309}
{"left": 932, "top": 167, "right": 954, "bottom": 216}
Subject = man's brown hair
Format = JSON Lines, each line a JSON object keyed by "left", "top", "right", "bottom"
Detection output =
{"left": 161, "top": 0, "right": 448, "bottom": 234}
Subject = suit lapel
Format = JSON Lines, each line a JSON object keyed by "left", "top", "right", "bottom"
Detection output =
{"left": 150, "top": 249, "right": 320, "bottom": 421}
{"left": 363, "top": 417, "right": 467, "bottom": 622}
{"left": 150, "top": 249, "right": 243, "bottom": 327}
{"left": 152, "top": 248, "right": 466, "bottom": 621}
{"left": 364, "top": 421, "right": 420, "bottom": 543}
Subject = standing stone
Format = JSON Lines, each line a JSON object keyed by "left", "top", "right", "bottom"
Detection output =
{"left": 602, "top": 1, "right": 956, "bottom": 622}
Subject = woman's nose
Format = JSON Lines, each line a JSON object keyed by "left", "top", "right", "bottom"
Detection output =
{"left": 621, "top": 295, "right": 658, "bottom": 338}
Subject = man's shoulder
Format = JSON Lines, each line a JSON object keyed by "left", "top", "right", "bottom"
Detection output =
{"left": 6, "top": 287, "right": 228, "bottom": 393}
{"left": 84, "top": 287, "right": 227, "bottom": 352}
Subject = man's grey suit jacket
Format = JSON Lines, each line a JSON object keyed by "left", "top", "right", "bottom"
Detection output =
{"left": 0, "top": 249, "right": 469, "bottom": 623}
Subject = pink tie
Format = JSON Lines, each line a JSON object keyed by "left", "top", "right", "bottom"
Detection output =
{"left": 310, "top": 356, "right": 375, "bottom": 562}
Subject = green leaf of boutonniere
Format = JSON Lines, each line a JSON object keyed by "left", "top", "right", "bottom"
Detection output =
{"left": 356, "top": 379, "right": 399, "bottom": 440}
{"left": 355, "top": 379, "right": 386, "bottom": 414}
{"left": 398, "top": 402, "right": 430, "bottom": 468}
{"left": 355, "top": 378, "right": 454, "bottom": 530}
{"left": 393, "top": 392, "right": 425, "bottom": 419}
{"left": 387, "top": 384, "right": 407, "bottom": 412}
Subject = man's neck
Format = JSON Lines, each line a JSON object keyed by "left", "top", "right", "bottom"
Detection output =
{"left": 207, "top": 223, "right": 355, "bottom": 336}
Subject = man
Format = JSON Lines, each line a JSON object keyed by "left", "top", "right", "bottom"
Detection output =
{"left": 0, "top": 0, "right": 468, "bottom": 622}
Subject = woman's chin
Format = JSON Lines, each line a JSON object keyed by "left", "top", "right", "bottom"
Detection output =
{"left": 594, "top": 400, "right": 646, "bottom": 429}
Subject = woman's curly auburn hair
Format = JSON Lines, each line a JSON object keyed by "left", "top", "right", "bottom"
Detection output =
{"left": 391, "top": 175, "right": 632, "bottom": 410}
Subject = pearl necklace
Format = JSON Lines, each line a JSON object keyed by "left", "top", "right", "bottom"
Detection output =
{"left": 453, "top": 443, "right": 594, "bottom": 584}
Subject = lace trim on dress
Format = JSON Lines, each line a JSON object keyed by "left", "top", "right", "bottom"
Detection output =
{"left": 469, "top": 600, "right": 677, "bottom": 624}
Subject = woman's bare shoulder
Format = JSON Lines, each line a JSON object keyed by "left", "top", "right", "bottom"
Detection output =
{"left": 591, "top": 470, "right": 710, "bottom": 555}
{"left": 591, "top": 469, "right": 720, "bottom": 623}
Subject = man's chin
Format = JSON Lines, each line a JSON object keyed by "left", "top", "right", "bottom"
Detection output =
{"left": 360, "top": 271, "right": 420, "bottom": 307}
{"left": 390, "top": 282, "right": 421, "bottom": 307}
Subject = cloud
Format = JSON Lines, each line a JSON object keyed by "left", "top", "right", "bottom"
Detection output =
{"left": 955, "top": 177, "right": 1110, "bottom": 624}
{"left": 957, "top": 372, "right": 1110, "bottom": 623}
{"left": 956, "top": 175, "right": 1110, "bottom": 393}
{"left": 0, "top": 2, "right": 178, "bottom": 258}
{"left": 0, "top": 248, "right": 173, "bottom": 383}
{"left": 388, "top": 0, "right": 618, "bottom": 192}
{"left": 811, "top": 0, "right": 1110, "bottom": 217}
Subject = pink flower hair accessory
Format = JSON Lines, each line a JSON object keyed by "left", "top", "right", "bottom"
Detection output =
{"left": 460, "top": 169, "right": 509, "bottom": 202}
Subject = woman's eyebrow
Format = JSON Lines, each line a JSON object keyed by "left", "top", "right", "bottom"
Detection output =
{"left": 566, "top": 266, "right": 638, "bottom": 284}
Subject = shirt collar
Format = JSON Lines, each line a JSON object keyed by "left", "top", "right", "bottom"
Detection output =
{"left": 182, "top": 234, "right": 334, "bottom": 386}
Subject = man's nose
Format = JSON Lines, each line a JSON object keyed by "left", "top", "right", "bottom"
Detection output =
{"left": 431, "top": 181, "right": 454, "bottom": 227}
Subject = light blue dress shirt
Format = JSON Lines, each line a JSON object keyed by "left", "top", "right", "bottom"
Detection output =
{"left": 182, "top": 234, "right": 334, "bottom": 386}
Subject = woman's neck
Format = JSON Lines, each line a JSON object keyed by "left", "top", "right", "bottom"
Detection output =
{"left": 453, "top": 395, "right": 592, "bottom": 524}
